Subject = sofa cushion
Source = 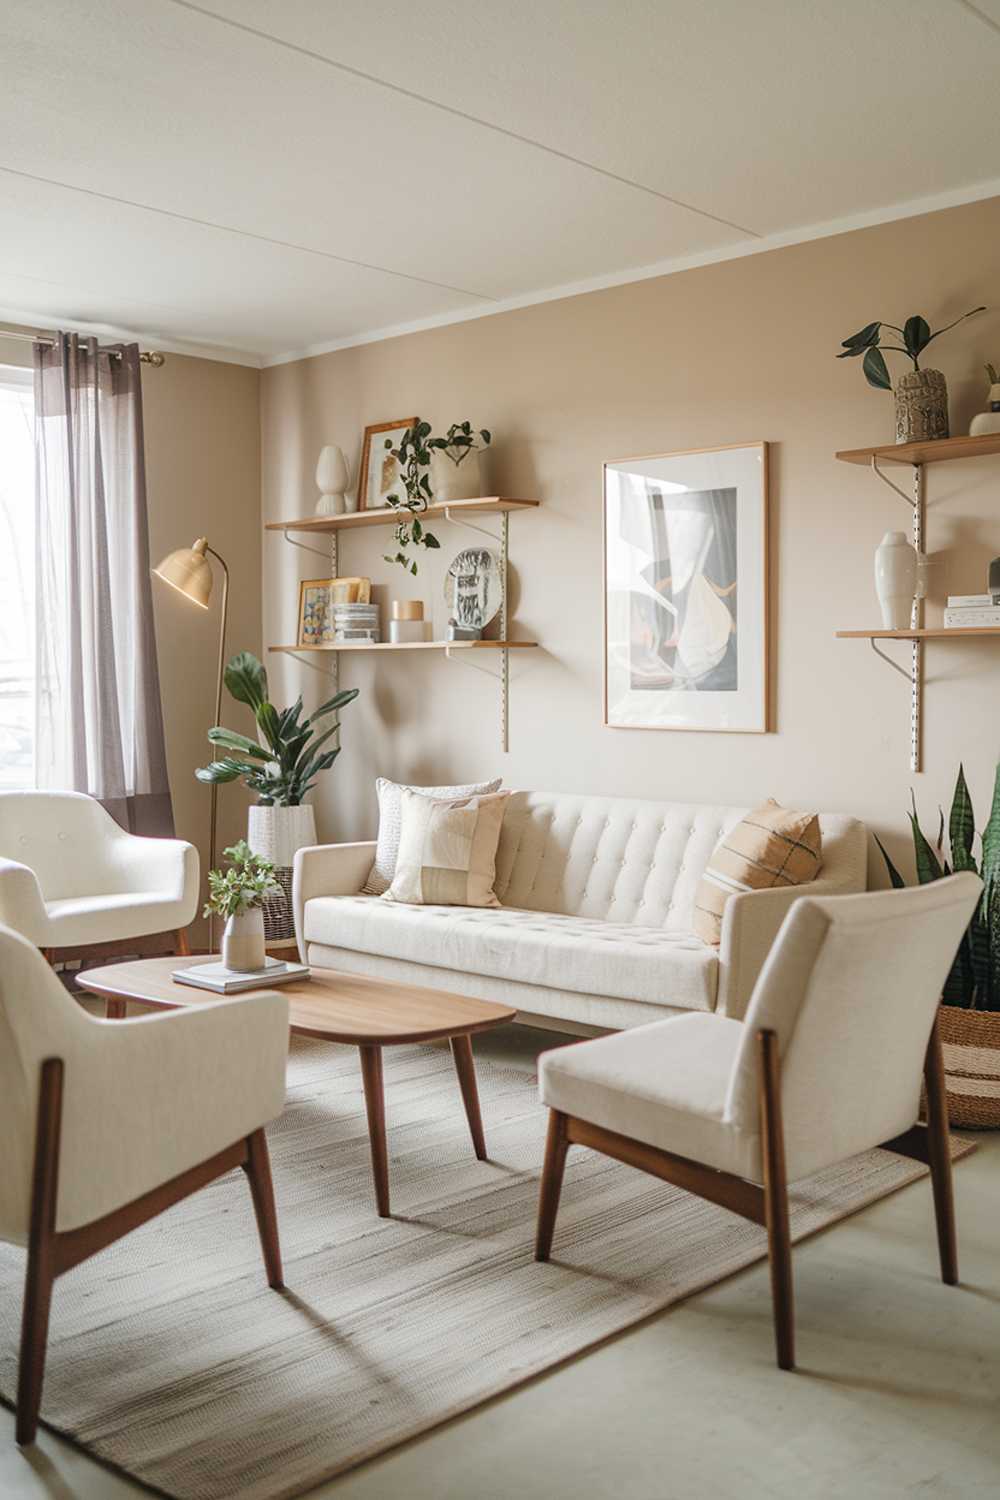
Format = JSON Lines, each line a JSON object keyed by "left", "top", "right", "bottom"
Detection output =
{"left": 303, "top": 896, "right": 719, "bottom": 1011}
{"left": 362, "top": 775, "right": 502, "bottom": 895}
{"left": 693, "top": 798, "right": 823, "bottom": 945}
{"left": 384, "top": 789, "right": 509, "bottom": 908}
{"left": 539, "top": 1013, "right": 758, "bottom": 1180}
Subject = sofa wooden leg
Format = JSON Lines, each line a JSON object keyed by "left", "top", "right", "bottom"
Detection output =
{"left": 17, "top": 1058, "right": 63, "bottom": 1445}
{"left": 535, "top": 1110, "right": 569, "bottom": 1262}
{"left": 759, "top": 1030, "right": 794, "bottom": 1371}
{"left": 923, "top": 1018, "right": 958, "bottom": 1286}
{"left": 243, "top": 1129, "right": 284, "bottom": 1290}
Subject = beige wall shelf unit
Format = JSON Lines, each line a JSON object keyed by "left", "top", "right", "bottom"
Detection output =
{"left": 268, "top": 495, "right": 541, "bottom": 751}
{"left": 834, "top": 439, "right": 1000, "bottom": 771}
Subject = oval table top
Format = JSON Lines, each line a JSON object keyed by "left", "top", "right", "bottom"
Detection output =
{"left": 78, "top": 957, "right": 517, "bottom": 1046}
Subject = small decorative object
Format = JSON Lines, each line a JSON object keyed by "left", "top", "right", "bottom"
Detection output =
{"left": 877, "top": 764, "right": 1000, "bottom": 1128}
{"left": 427, "top": 422, "right": 492, "bottom": 502}
{"left": 969, "top": 363, "right": 1000, "bottom": 437}
{"left": 333, "top": 601, "right": 380, "bottom": 642}
{"left": 204, "top": 840, "right": 280, "bottom": 971}
{"left": 383, "top": 420, "right": 442, "bottom": 574}
{"left": 444, "top": 547, "right": 502, "bottom": 640}
{"left": 196, "top": 652, "right": 359, "bottom": 940}
{"left": 389, "top": 599, "right": 429, "bottom": 643}
{"left": 358, "top": 417, "right": 417, "bottom": 511}
{"left": 315, "top": 445, "right": 350, "bottom": 516}
{"left": 874, "top": 531, "right": 918, "bottom": 629}
{"left": 604, "top": 443, "right": 768, "bottom": 733}
{"left": 297, "top": 577, "right": 371, "bottom": 646}
{"left": 836, "top": 306, "right": 984, "bottom": 444}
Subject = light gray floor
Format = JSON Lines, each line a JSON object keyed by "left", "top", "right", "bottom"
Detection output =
{"left": 3, "top": 1024, "right": 998, "bottom": 1500}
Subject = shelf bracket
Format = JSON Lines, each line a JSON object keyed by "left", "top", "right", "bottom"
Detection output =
{"left": 861, "top": 460, "right": 923, "bottom": 771}
{"left": 441, "top": 506, "right": 502, "bottom": 543}
{"left": 870, "top": 454, "right": 916, "bottom": 508}
{"left": 442, "top": 511, "right": 511, "bottom": 751}
{"left": 280, "top": 526, "right": 338, "bottom": 562}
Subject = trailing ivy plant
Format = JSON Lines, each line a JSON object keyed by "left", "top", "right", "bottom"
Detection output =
{"left": 876, "top": 763, "right": 1000, "bottom": 1011}
{"left": 837, "top": 306, "right": 985, "bottom": 390}
{"left": 383, "top": 420, "right": 441, "bottom": 574}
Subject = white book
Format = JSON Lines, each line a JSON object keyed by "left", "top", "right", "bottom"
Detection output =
{"left": 943, "top": 607, "right": 1000, "bottom": 629}
{"left": 173, "top": 957, "right": 310, "bottom": 994}
{"left": 946, "top": 594, "right": 995, "bottom": 608}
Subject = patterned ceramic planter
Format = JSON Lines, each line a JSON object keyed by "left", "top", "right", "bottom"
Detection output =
{"left": 895, "top": 368, "right": 949, "bottom": 443}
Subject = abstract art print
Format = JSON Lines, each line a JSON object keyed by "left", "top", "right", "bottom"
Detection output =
{"left": 358, "top": 418, "right": 417, "bottom": 512}
{"left": 604, "top": 443, "right": 768, "bottom": 732}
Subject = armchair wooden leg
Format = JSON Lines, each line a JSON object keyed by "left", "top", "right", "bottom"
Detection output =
{"left": 175, "top": 927, "right": 191, "bottom": 957}
{"left": 923, "top": 1018, "right": 958, "bottom": 1286}
{"left": 17, "top": 1058, "right": 63, "bottom": 1445}
{"left": 758, "top": 1030, "right": 794, "bottom": 1371}
{"left": 243, "top": 1129, "right": 284, "bottom": 1290}
{"left": 535, "top": 1110, "right": 570, "bottom": 1262}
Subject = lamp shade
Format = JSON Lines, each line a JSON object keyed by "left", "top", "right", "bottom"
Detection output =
{"left": 153, "top": 536, "right": 213, "bottom": 608}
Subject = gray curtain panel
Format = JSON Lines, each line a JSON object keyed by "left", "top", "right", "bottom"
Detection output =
{"left": 33, "top": 333, "right": 174, "bottom": 836}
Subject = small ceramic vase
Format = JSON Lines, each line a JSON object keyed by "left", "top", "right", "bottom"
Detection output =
{"left": 429, "top": 447, "right": 482, "bottom": 502}
{"left": 874, "top": 531, "right": 918, "bottom": 629}
{"left": 969, "top": 384, "right": 1000, "bottom": 437}
{"left": 222, "top": 907, "right": 266, "bottom": 972}
{"left": 315, "top": 445, "right": 349, "bottom": 516}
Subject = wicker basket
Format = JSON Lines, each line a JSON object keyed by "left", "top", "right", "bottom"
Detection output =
{"left": 938, "top": 1005, "right": 1000, "bottom": 1129}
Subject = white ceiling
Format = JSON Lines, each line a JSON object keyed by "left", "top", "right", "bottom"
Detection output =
{"left": 1, "top": 0, "right": 999, "bottom": 366}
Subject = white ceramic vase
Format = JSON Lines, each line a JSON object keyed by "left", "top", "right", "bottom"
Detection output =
{"left": 247, "top": 804, "right": 317, "bottom": 867}
{"left": 874, "top": 531, "right": 918, "bottom": 629}
{"left": 315, "top": 445, "right": 349, "bottom": 516}
{"left": 222, "top": 907, "right": 266, "bottom": 972}
{"left": 970, "top": 385, "right": 1000, "bottom": 436}
{"left": 429, "top": 447, "right": 482, "bottom": 503}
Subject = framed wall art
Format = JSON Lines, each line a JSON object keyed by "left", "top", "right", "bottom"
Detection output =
{"left": 297, "top": 577, "right": 372, "bottom": 646}
{"left": 604, "top": 442, "right": 769, "bottom": 733}
{"left": 358, "top": 417, "right": 417, "bottom": 512}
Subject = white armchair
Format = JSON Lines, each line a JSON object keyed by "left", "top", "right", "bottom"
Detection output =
{"left": 0, "top": 790, "right": 199, "bottom": 962}
{"left": 535, "top": 874, "right": 981, "bottom": 1370}
{"left": 0, "top": 923, "right": 290, "bottom": 1444}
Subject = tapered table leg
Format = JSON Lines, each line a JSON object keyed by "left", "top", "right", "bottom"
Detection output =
{"left": 451, "top": 1034, "right": 487, "bottom": 1160}
{"left": 359, "top": 1045, "right": 390, "bottom": 1217}
{"left": 105, "top": 997, "right": 127, "bottom": 1020}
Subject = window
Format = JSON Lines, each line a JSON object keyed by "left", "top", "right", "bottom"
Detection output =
{"left": 0, "top": 366, "right": 35, "bottom": 787}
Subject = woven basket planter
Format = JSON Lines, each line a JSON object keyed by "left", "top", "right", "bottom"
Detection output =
{"left": 938, "top": 1005, "right": 1000, "bottom": 1129}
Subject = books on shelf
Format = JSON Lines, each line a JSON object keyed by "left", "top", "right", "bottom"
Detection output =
{"left": 946, "top": 594, "right": 998, "bottom": 609}
{"left": 943, "top": 606, "right": 1000, "bottom": 629}
{"left": 172, "top": 956, "right": 310, "bottom": 994}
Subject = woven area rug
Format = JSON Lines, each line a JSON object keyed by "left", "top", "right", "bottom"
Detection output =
{"left": 0, "top": 1033, "right": 974, "bottom": 1500}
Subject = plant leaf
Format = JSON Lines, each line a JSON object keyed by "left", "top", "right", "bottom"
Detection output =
{"left": 923, "top": 306, "right": 987, "bottom": 347}
{"left": 206, "top": 727, "right": 272, "bottom": 761}
{"left": 224, "top": 651, "right": 268, "bottom": 710}
{"left": 195, "top": 758, "right": 247, "bottom": 784}
{"left": 862, "top": 346, "right": 892, "bottom": 390}
{"left": 909, "top": 790, "right": 943, "bottom": 883}
{"left": 423, "top": 531, "right": 441, "bottom": 549}
{"left": 949, "top": 764, "right": 977, "bottom": 873}
{"left": 840, "top": 321, "right": 881, "bottom": 350}
{"left": 873, "top": 834, "right": 906, "bottom": 889}
{"left": 255, "top": 701, "right": 282, "bottom": 752}
{"left": 903, "top": 315, "right": 931, "bottom": 357}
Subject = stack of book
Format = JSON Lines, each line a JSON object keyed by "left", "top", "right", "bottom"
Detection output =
{"left": 172, "top": 956, "right": 310, "bottom": 994}
{"left": 943, "top": 594, "right": 1000, "bottom": 629}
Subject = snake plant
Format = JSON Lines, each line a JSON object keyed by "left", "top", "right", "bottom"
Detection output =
{"left": 876, "top": 763, "right": 1000, "bottom": 1010}
{"left": 196, "top": 651, "right": 359, "bottom": 806}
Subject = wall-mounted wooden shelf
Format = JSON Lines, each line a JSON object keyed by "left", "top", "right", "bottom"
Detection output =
{"left": 835, "top": 433, "right": 1000, "bottom": 467}
{"left": 265, "top": 497, "right": 539, "bottom": 534}
{"left": 837, "top": 628, "right": 1000, "bottom": 640}
{"left": 270, "top": 640, "right": 538, "bottom": 654}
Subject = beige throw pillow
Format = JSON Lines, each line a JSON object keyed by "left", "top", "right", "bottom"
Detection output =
{"left": 382, "top": 789, "right": 510, "bottom": 908}
{"left": 362, "top": 775, "right": 502, "bottom": 895}
{"left": 693, "top": 799, "right": 823, "bottom": 946}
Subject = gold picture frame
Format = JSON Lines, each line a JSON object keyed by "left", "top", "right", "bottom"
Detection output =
{"left": 297, "top": 577, "right": 372, "bottom": 647}
{"left": 358, "top": 417, "right": 417, "bottom": 512}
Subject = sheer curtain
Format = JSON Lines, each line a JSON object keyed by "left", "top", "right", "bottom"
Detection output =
{"left": 33, "top": 333, "right": 174, "bottom": 835}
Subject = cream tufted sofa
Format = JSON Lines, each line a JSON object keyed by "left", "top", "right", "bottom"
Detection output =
{"left": 293, "top": 791, "right": 868, "bottom": 1032}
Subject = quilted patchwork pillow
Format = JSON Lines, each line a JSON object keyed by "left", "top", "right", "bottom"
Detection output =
{"left": 693, "top": 798, "right": 823, "bottom": 946}
{"left": 362, "top": 775, "right": 502, "bottom": 895}
{"left": 382, "top": 789, "right": 511, "bottom": 908}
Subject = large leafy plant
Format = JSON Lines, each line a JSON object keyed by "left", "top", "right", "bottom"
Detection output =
{"left": 196, "top": 651, "right": 358, "bottom": 806}
{"left": 837, "top": 306, "right": 984, "bottom": 391}
{"left": 877, "top": 763, "right": 1000, "bottom": 1011}
{"left": 384, "top": 419, "right": 441, "bottom": 574}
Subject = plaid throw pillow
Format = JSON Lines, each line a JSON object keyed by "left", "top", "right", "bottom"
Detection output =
{"left": 382, "top": 789, "right": 510, "bottom": 908}
{"left": 693, "top": 799, "right": 823, "bottom": 946}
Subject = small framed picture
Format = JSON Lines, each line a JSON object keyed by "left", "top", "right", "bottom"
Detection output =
{"left": 297, "top": 577, "right": 372, "bottom": 646}
{"left": 358, "top": 417, "right": 417, "bottom": 512}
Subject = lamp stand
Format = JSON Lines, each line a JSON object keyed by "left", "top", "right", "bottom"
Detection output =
{"left": 206, "top": 546, "right": 230, "bottom": 952}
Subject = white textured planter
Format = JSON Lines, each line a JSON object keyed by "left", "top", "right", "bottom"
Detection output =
{"left": 429, "top": 447, "right": 483, "bottom": 502}
{"left": 247, "top": 804, "right": 317, "bottom": 867}
{"left": 222, "top": 907, "right": 266, "bottom": 972}
{"left": 874, "top": 531, "right": 918, "bottom": 629}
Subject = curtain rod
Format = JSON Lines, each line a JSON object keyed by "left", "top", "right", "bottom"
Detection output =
{"left": 0, "top": 327, "right": 166, "bottom": 366}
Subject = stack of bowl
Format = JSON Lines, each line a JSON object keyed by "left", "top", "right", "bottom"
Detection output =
{"left": 333, "top": 601, "right": 380, "bottom": 643}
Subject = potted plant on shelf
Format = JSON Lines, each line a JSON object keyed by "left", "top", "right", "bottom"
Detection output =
{"left": 204, "top": 840, "right": 281, "bottom": 972}
{"left": 427, "top": 421, "right": 492, "bottom": 502}
{"left": 383, "top": 420, "right": 442, "bottom": 574}
{"left": 836, "top": 305, "right": 984, "bottom": 443}
{"left": 877, "top": 763, "right": 1000, "bottom": 1128}
{"left": 196, "top": 651, "right": 359, "bottom": 934}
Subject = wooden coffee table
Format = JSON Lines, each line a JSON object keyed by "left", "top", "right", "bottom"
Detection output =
{"left": 78, "top": 958, "right": 517, "bottom": 1218}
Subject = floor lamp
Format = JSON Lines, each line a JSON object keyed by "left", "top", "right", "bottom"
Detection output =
{"left": 152, "top": 536, "right": 230, "bottom": 950}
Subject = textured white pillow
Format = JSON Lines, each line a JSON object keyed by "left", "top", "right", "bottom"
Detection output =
{"left": 362, "top": 775, "right": 502, "bottom": 895}
{"left": 383, "top": 789, "right": 511, "bottom": 907}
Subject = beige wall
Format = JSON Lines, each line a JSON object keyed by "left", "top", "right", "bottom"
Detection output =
{"left": 261, "top": 195, "right": 1000, "bottom": 880}
{"left": 0, "top": 328, "right": 261, "bottom": 936}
